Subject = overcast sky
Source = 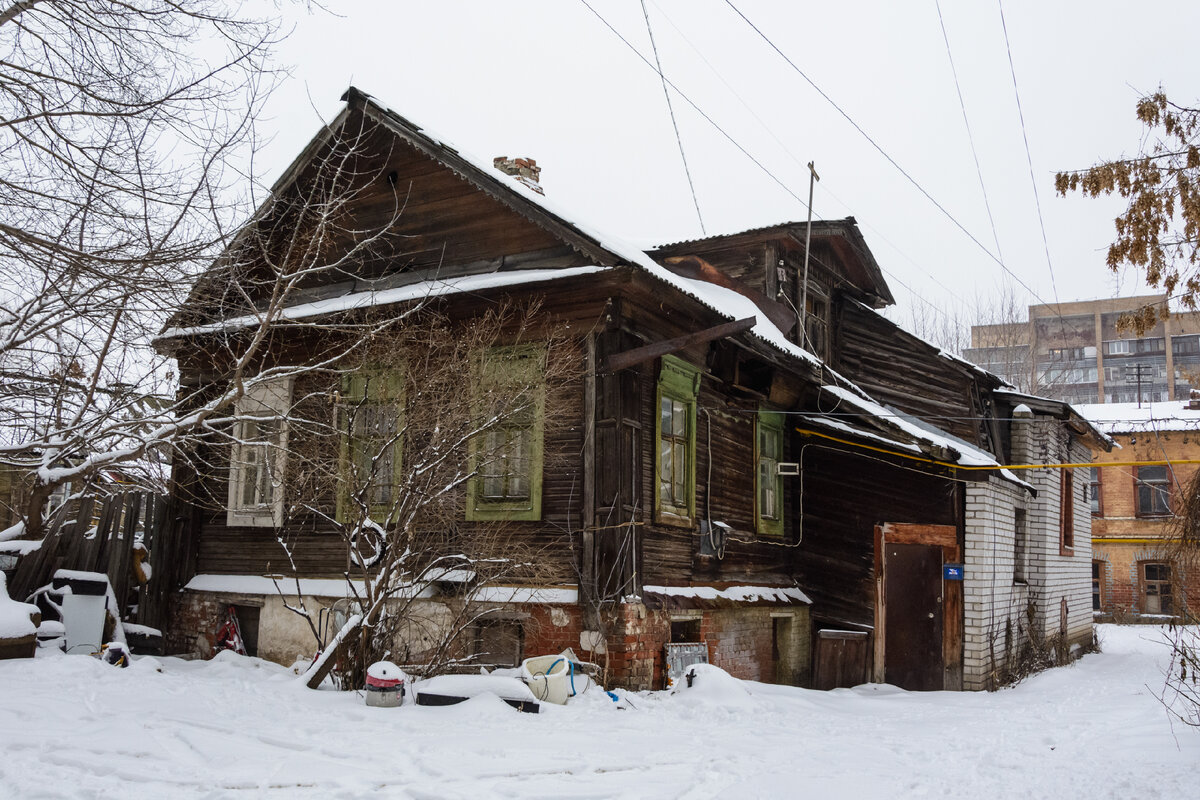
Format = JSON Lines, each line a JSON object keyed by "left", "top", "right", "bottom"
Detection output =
{"left": 255, "top": 1, "right": 1200, "bottom": 331}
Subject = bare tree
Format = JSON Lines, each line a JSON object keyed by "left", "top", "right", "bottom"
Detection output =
{"left": 0, "top": 1, "right": 289, "bottom": 539}
{"left": 252, "top": 305, "right": 578, "bottom": 689}
{"left": 0, "top": 33, "right": 415, "bottom": 554}
{"left": 1159, "top": 469, "right": 1200, "bottom": 726}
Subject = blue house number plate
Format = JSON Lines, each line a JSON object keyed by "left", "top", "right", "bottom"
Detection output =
{"left": 943, "top": 563, "right": 964, "bottom": 581}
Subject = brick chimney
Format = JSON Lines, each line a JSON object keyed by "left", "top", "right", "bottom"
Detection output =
{"left": 493, "top": 156, "right": 543, "bottom": 195}
{"left": 1189, "top": 388, "right": 1200, "bottom": 410}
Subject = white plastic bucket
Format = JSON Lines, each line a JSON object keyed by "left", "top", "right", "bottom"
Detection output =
{"left": 521, "top": 654, "right": 575, "bottom": 705}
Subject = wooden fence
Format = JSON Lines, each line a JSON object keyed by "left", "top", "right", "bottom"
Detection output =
{"left": 8, "top": 492, "right": 190, "bottom": 632}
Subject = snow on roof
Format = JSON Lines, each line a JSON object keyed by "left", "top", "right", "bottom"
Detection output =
{"left": 158, "top": 267, "right": 606, "bottom": 340}
{"left": 357, "top": 92, "right": 823, "bottom": 370}
{"left": 184, "top": 573, "right": 579, "bottom": 605}
{"left": 1075, "top": 400, "right": 1200, "bottom": 435}
{"left": 642, "top": 584, "right": 812, "bottom": 605}
{"left": 811, "top": 385, "right": 1033, "bottom": 490}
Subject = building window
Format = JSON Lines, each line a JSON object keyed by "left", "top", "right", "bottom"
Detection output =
{"left": 1059, "top": 469, "right": 1074, "bottom": 553}
{"left": 467, "top": 346, "right": 545, "bottom": 521}
{"left": 1092, "top": 561, "right": 1105, "bottom": 611}
{"left": 1135, "top": 466, "right": 1173, "bottom": 517}
{"left": 1141, "top": 562, "right": 1173, "bottom": 615}
{"left": 338, "top": 372, "right": 403, "bottom": 523}
{"left": 756, "top": 410, "right": 784, "bottom": 537}
{"left": 1089, "top": 467, "right": 1102, "bottom": 517}
{"left": 804, "top": 292, "right": 830, "bottom": 360}
{"left": 655, "top": 355, "right": 699, "bottom": 524}
{"left": 227, "top": 376, "right": 293, "bottom": 528}
{"left": 1013, "top": 508, "right": 1027, "bottom": 583}
{"left": 473, "top": 618, "right": 524, "bottom": 667}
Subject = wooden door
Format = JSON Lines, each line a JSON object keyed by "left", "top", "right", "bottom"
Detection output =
{"left": 873, "top": 523, "right": 962, "bottom": 691}
{"left": 883, "top": 543, "right": 943, "bottom": 690}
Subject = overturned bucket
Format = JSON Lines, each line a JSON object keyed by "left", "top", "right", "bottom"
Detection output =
{"left": 365, "top": 661, "right": 406, "bottom": 708}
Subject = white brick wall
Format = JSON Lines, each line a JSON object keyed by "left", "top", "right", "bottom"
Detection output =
{"left": 961, "top": 414, "right": 1093, "bottom": 690}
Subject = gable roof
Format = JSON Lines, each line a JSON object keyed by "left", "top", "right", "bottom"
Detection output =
{"left": 161, "top": 86, "right": 1070, "bottom": 481}
{"left": 650, "top": 218, "right": 895, "bottom": 308}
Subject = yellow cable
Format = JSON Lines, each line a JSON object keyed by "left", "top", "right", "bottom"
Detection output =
{"left": 794, "top": 426, "right": 1200, "bottom": 472}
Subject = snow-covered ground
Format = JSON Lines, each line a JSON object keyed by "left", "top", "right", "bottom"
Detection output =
{"left": 0, "top": 625, "right": 1195, "bottom": 799}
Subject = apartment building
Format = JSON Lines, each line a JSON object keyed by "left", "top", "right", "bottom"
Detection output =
{"left": 964, "top": 294, "right": 1200, "bottom": 406}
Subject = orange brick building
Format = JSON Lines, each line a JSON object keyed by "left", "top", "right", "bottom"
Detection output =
{"left": 1078, "top": 400, "right": 1200, "bottom": 620}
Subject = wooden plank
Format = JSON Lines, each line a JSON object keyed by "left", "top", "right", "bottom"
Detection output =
{"left": 881, "top": 523, "right": 957, "bottom": 548}
{"left": 873, "top": 524, "right": 886, "bottom": 683}
{"left": 599, "top": 317, "right": 756, "bottom": 373}
{"left": 581, "top": 332, "right": 597, "bottom": 607}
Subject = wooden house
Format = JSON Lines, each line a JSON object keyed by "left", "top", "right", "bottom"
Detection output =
{"left": 154, "top": 87, "right": 1109, "bottom": 691}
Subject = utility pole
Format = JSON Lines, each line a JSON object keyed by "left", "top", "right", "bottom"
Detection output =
{"left": 1125, "top": 363, "right": 1155, "bottom": 407}
{"left": 799, "top": 162, "right": 820, "bottom": 345}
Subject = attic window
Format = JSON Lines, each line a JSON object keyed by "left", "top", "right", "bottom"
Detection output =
{"left": 802, "top": 290, "right": 830, "bottom": 359}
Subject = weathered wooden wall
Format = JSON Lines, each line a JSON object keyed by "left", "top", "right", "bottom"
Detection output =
{"left": 796, "top": 445, "right": 960, "bottom": 631}
{"left": 832, "top": 298, "right": 986, "bottom": 447}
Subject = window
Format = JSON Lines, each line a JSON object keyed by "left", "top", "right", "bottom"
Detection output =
{"left": 1013, "top": 508, "right": 1027, "bottom": 583}
{"left": 1104, "top": 340, "right": 1132, "bottom": 356}
{"left": 1135, "top": 466, "right": 1172, "bottom": 517}
{"left": 1092, "top": 561, "right": 1105, "bottom": 611}
{"left": 473, "top": 619, "right": 524, "bottom": 667}
{"left": 467, "top": 346, "right": 544, "bottom": 521}
{"left": 1141, "top": 562, "right": 1173, "bottom": 615}
{"left": 803, "top": 293, "right": 829, "bottom": 360}
{"left": 1089, "top": 467, "right": 1102, "bottom": 517}
{"left": 1059, "top": 469, "right": 1074, "bottom": 553}
{"left": 756, "top": 410, "right": 785, "bottom": 536}
{"left": 655, "top": 355, "right": 699, "bottom": 523}
{"left": 228, "top": 376, "right": 293, "bottom": 527}
{"left": 339, "top": 372, "right": 403, "bottom": 523}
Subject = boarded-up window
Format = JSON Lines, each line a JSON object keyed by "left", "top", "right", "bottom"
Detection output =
{"left": 1013, "top": 508, "right": 1027, "bottom": 583}
{"left": 473, "top": 619, "right": 523, "bottom": 667}
{"left": 1059, "top": 470, "right": 1074, "bottom": 553}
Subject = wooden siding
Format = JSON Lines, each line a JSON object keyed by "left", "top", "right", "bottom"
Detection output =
{"left": 796, "top": 445, "right": 960, "bottom": 631}
{"left": 832, "top": 297, "right": 985, "bottom": 447}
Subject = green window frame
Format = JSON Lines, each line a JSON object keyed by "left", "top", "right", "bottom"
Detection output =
{"left": 337, "top": 371, "right": 404, "bottom": 524}
{"left": 655, "top": 355, "right": 699, "bottom": 524}
{"left": 467, "top": 345, "right": 545, "bottom": 521}
{"left": 756, "top": 410, "right": 785, "bottom": 537}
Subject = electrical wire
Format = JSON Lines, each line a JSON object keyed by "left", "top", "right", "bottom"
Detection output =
{"left": 995, "top": 0, "right": 1069, "bottom": 344}
{"left": 722, "top": 0, "right": 1074, "bottom": 325}
{"left": 935, "top": 0, "right": 1004, "bottom": 262}
{"left": 795, "top": 425, "right": 1200, "bottom": 472}
{"left": 640, "top": 0, "right": 706, "bottom": 234}
{"left": 646, "top": 0, "right": 975, "bottom": 316}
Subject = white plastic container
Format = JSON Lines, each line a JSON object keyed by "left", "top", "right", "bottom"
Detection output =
{"left": 521, "top": 654, "right": 575, "bottom": 705}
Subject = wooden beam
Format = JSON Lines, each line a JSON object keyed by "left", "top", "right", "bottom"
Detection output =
{"left": 599, "top": 317, "right": 756, "bottom": 373}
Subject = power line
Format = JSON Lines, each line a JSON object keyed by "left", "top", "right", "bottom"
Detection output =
{"left": 646, "top": 0, "right": 976, "bottom": 317}
{"left": 935, "top": 0, "right": 1004, "bottom": 262}
{"left": 578, "top": 0, "right": 971, "bottom": 334}
{"left": 722, "top": 0, "right": 1055, "bottom": 309}
{"left": 640, "top": 0, "right": 705, "bottom": 234}
{"left": 996, "top": 0, "right": 1063, "bottom": 313}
